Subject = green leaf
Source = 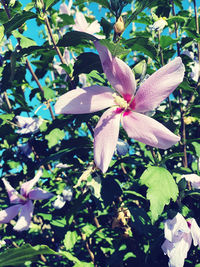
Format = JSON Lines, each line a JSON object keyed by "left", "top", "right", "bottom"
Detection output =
{"left": 124, "top": 37, "right": 157, "bottom": 59}
{"left": 43, "top": 86, "right": 56, "bottom": 100}
{"left": 58, "top": 14, "right": 75, "bottom": 26}
{"left": 74, "top": 262, "right": 94, "bottom": 267}
{"left": 99, "top": 39, "right": 130, "bottom": 57}
{"left": 160, "top": 36, "right": 179, "bottom": 49}
{"left": 4, "top": 11, "right": 36, "bottom": 35}
{"left": 43, "top": 0, "right": 57, "bottom": 9}
{"left": 73, "top": 52, "right": 103, "bottom": 76}
{"left": 0, "top": 114, "right": 15, "bottom": 125}
{"left": 50, "top": 218, "right": 66, "bottom": 227}
{"left": 0, "top": 25, "right": 4, "bottom": 42}
{"left": 57, "top": 31, "right": 97, "bottom": 47}
{"left": 140, "top": 166, "right": 179, "bottom": 223}
{"left": 192, "top": 142, "right": 200, "bottom": 158}
{"left": 12, "top": 30, "right": 36, "bottom": 48}
{"left": 64, "top": 231, "right": 79, "bottom": 250}
{"left": 0, "top": 244, "right": 58, "bottom": 266}
{"left": 74, "top": 0, "right": 110, "bottom": 9}
{"left": 45, "top": 128, "right": 65, "bottom": 148}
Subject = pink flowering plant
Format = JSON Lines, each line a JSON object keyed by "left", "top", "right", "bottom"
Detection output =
{"left": 0, "top": 0, "right": 200, "bottom": 266}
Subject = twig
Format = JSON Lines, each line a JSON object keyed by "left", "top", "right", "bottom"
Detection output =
{"left": 26, "top": 59, "right": 55, "bottom": 120}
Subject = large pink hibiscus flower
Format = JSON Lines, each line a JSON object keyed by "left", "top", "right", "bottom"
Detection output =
{"left": 55, "top": 41, "right": 185, "bottom": 173}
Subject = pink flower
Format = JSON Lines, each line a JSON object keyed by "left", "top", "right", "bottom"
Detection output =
{"left": 55, "top": 41, "right": 185, "bottom": 173}
{"left": 72, "top": 12, "right": 104, "bottom": 39}
{"left": 0, "top": 169, "right": 54, "bottom": 231}
{"left": 162, "top": 213, "right": 200, "bottom": 267}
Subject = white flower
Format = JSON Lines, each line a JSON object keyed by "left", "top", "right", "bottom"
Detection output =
{"left": 182, "top": 50, "right": 199, "bottom": 82}
{"left": 182, "top": 173, "right": 200, "bottom": 189}
{"left": 52, "top": 186, "right": 73, "bottom": 209}
{"left": 52, "top": 195, "right": 66, "bottom": 209}
{"left": 16, "top": 116, "right": 43, "bottom": 135}
{"left": 149, "top": 18, "right": 168, "bottom": 31}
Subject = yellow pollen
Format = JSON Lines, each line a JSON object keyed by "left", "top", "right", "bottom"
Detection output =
{"left": 112, "top": 93, "right": 128, "bottom": 109}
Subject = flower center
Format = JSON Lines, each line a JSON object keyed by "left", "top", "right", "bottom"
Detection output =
{"left": 112, "top": 93, "right": 128, "bottom": 109}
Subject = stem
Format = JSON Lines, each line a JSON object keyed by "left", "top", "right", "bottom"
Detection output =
{"left": 26, "top": 59, "right": 55, "bottom": 120}
{"left": 171, "top": 0, "right": 187, "bottom": 168}
{"left": 1, "top": 0, "right": 11, "bottom": 19}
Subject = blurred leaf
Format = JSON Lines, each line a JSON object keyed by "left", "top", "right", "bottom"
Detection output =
{"left": 124, "top": 37, "right": 157, "bottom": 59}
{"left": 57, "top": 31, "right": 97, "bottom": 47}
{"left": 0, "top": 25, "right": 4, "bottom": 41}
{"left": 0, "top": 244, "right": 58, "bottom": 266}
{"left": 160, "top": 36, "right": 179, "bottom": 49}
{"left": 45, "top": 128, "right": 65, "bottom": 148}
{"left": 101, "top": 178, "right": 122, "bottom": 206}
{"left": 140, "top": 166, "right": 179, "bottom": 223}
{"left": 192, "top": 142, "right": 200, "bottom": 158}
{"left": 73, "top": 52, "right": 103, "bottom": 76}
{"left": 100, "top": 39, "right": 130, "bottom": 57}
{"left": 74, "top": 0, "right": 110, "bottom": 9}
{"left": 43, "top": 86, "right": 56, "bottom": 100}
{"left": 58, "top": 14, "right": 75, "bottom": 25}
{"left": 51, "top": 218, "right": 66, "bottom": 227}
{"left": 4, "top": 11, "right": 36, "bottom": 34}
{"left": 12, "top": 30, "right": 36, "bottom": 48}
{"left": 64, "top": 231, "right": 79, "bottom": 250}
{"left": 43, "top": 0, "right": 57, "bottom": 9}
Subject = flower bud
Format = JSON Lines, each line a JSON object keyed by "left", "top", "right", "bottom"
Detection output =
{"left": 113, "top": 16, "right": 125, "bottom": 35}
{"left": 62, "top": 186, "right": 73, "bottom": 201}
{"left": 116, "top": 139, "right": 129, "bottom": 156}
{"left": 52, "top": 195, "right": 66, "bottom": 209}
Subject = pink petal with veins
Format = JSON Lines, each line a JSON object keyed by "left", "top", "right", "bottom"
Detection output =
{"left": 122, "top": 112, "right": 180, "bottom": 149}
{"left": 94, "top": 107, "right": 121, "bottom": 173}
{"left": 132, "top": 57, "right": 185, "bottom": 113}
{"left": 55, "top": 85, "right": 115, "bottom": 114}
{"left": 94, "top": 41, "right": 136, "bottom": 98}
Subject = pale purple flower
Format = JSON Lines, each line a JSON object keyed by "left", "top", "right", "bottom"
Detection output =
{"left": 0, "top": 169, "right": 54, "bottom": 231}
{"left": 72, "top": 11, "right": 104, "bottom": 39}
{"left": 16, "top": 116, "right": 43, "bottom": 135}
{"left": 55, "top": 41, "right": 184, "bottom": 173}
{"left": 182, "top": 173, "right": 200, "bottom": 189}
{"left": 162, "top": 213, "right": 200, "bottom": 267}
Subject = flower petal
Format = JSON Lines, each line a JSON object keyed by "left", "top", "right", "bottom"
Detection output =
{"left": 55, "top": 85, "right": 115, "bottom": 114}
{"left": 13, "top": 200, "right": 34, "bottom": 231}
{"left": 2, "top": 178, "right": 21, "bottom": 204}
{"left": 122, "top": 112, "right": 180, "bottom": 149}
{"left": 94, "top": 41, "right": 136, "bottom": 99}
{"left": 182, "top": 174, "right": 200, "bottom": 189}
{"left": 164, "top": 213, "right": 190, "bottom": 243}
{"left": 87, "top": 20, "right": 101, "bottom": 35}
{"left": 29, "top": 188, "right": 54, "bottom": 200}
{"left": 0, "top": 204, "right": 21, "bottom": 223}
{"left": 162, "top": 234, "right": 192, "bottom": 267}
{"left": 94, "top": 107, "right": 121, "bottom": 173}
{"left": 132, "top": 57, "right": 185, "bottom": 113}
{"left": 73, "top": 12, "right": 88, "bottom": 32}
{"left": 189, "top": 218, "right": 200, "bottom": 247}
{"left": 20, "top": 168, "right": 43, "bottom": 197}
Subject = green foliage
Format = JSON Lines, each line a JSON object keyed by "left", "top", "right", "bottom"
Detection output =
{"left": 0, "top": 244, "right": 58, "bottom": 266}
{"left": 140, "top": 167, "right": 179, "bottom": 222}
{"left": 45, "top": 128, "right": 65, "bottom": 148}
